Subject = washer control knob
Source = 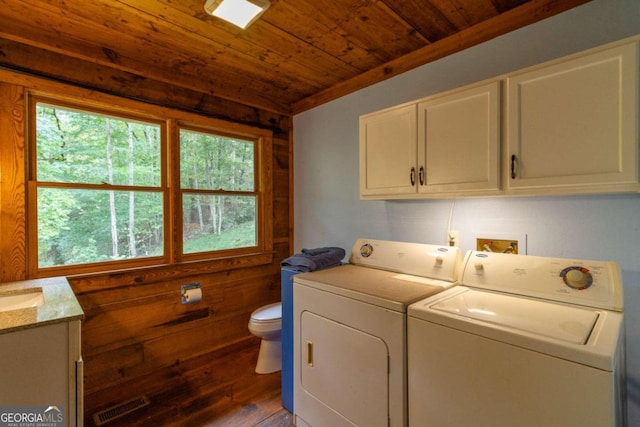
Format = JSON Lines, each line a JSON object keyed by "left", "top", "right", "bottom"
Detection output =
{"left": 474, "top": 262, "right": 484, "bottom": 271}
{"left": 560, "top": 266, "right": 593, "bottom": 290}
{"left": 435, "top": 256, "right": 444, "bottom": 265}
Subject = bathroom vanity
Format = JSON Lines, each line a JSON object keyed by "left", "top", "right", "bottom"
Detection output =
{"left": 0, "top": 277, "right": 84, "bottom": 427}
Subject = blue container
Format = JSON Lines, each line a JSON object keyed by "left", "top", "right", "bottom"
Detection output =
{"left": 281, "top": 267, "right": 298, "bottom": 413}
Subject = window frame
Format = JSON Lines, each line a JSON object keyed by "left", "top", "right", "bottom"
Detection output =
{"left": 26, "top": 93, "right": 273, "bottom": 277}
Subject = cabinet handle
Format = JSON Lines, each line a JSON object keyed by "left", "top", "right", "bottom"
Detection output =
{"left": 511, "top": 154, "right": 519, "bottom": 179}
{"left": 410, "top": 167, "right": 416, "bottom": 186}
{"left": 418, "top": 166, "right": 425, "bottom": 186}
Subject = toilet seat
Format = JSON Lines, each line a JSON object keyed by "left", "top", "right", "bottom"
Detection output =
{"left": 249, "top": 302, "right": 282, "bottom": 335}
{"left": 251, "top": 302, "right": 281, "bottom": 322}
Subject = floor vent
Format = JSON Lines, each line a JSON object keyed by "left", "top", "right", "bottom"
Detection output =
{"left": 93, "top": 395, "right": 150, "bottom": 425}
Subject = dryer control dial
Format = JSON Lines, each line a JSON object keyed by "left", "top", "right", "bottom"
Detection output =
{"left": 360, "top": 243, "right": 373, "bottom": 258}
{"left": 560, "top": 266, "right": 593, "bottom": 290}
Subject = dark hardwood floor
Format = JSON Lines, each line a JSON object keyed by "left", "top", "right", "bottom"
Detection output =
{"left": 98, "top": 338, "right": 294, "bottom": 427}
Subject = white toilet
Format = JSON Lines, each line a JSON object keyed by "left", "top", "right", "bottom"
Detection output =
{"left": 248, "top": 302, "right": 282, "bottom": 374}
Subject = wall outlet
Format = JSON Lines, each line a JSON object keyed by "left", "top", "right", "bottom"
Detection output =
{"left": 477, "top": 238, "right": 518, "bottom": 254}
{"left": 447, "top": 230, "right": 459, "bottom": 247}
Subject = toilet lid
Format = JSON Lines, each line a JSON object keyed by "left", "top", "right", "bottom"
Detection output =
{"left": 252, "top": 302, "right": 281, "bottom": 321}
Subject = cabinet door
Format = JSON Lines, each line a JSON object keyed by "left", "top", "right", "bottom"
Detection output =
{"left": 0, "top": 321, "right": 81, "bottom": 427}
{"left": 417, "top": 81, "right": 501, "bottom": 195}
{"left": 360, "top": 104, "right": 417, "bottom": 197}
{"left": 507, "top": 42, "right": 638, "bottom": 193}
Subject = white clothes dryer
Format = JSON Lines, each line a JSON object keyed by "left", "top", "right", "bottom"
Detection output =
{"left": 293, "top": 239, "right": 461, "bottom": 427}
{"left": 408, "top": 250, "right": 626, "bottom": 427}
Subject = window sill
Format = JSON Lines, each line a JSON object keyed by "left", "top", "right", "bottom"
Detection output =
{"left": 51, "top": 251, "right": 276, "bottom": 292}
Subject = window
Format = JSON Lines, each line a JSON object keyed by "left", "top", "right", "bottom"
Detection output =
{"left": 179, "top": 127, "right": 258, "bottom": 258}
{"left": 28, "top": 96, "right": 271, "bottom": 275}
{"left": 32, "top": 102, "right": 165, "bottom": 270}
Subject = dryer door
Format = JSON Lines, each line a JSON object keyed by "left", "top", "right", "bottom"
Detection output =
{"left": 300, "top": 311, "right": 389, "bottom": 427}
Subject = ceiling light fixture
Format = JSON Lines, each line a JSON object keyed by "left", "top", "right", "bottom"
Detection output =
{"left": 204, "top": 0, "right": 270, "bottom": 29}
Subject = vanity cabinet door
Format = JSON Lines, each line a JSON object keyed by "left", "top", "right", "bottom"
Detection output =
{"left": 359, "top": 103, "right": 417, "bottom": 197}
{"left": 0, "top": 320, "right": 81, "bottom": 427}
{"left": 506, "top": 42, "right": 638, "bottom": 194}
{"left": 417, "top": 81, "right": 501, "bottom": 196}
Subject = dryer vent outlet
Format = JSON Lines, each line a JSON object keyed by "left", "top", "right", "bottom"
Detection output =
{"left": 477, "top": 238, "right": 518, "bottom": 254}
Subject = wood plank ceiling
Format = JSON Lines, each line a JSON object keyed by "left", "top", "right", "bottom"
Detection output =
{"left": 0, "top": 0, "right": 590, "bottom": 116}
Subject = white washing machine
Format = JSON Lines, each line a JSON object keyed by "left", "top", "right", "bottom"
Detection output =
{"left": 408, "top": 250, "right": 626, "bottom": 427}
{"left": 293, "top": 239, "right": 462, "bottom": 427}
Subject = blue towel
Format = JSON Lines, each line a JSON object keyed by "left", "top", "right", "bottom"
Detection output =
{"left": 281, "top": 247, "right": 345, "bottom": 272}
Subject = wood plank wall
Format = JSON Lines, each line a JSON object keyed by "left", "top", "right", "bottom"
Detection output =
{"left": 0, "top": 69, "right": 292, "bottom": 423}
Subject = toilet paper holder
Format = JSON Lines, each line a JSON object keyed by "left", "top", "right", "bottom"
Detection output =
{"left": 181, "top": 282, "right": 201, "bottom": 304}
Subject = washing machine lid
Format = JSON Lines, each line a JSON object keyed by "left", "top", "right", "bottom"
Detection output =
{"left": 430, "top": 289, "right": 599, "bottom": 344}
{"left": 409, "top": 286, "right": 624, "bottom": 371}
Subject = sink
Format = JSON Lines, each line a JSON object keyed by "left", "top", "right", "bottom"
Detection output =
{"left": 0, "top": 288, "right": 45, "bottom": 313}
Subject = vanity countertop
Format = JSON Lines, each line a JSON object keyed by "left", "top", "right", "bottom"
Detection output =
{"left": 0, "top": 276, "right": 84, "bottom": 334}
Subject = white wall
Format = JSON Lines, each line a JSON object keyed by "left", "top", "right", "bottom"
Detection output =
{"left": 293, "top": 0, "right": 640, "bottom": 423}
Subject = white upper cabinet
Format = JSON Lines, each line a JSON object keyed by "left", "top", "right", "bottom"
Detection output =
{"left": 359, "top": 81, "right": 500, "bottom": 199}
{"left": 417, "top": 81, "right": 501, "bottom": 195}
{"left": 359, "top": 103, "right": 417, "bottom": 196}
{"left": 506, "top": 41, "right": 639, "bottom": 194}
{"left": 359, "top": 36, "right": 639, "bottom": 200}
